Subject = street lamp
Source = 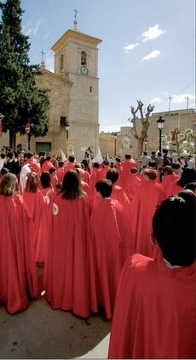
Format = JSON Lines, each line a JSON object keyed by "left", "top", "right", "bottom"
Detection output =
{"left": 65, "top": 123, "right": 70, "bottom": 140}
{"left": 157, "top": 116, "right": 165, "bottom": 153}
{"left": 112, "top": 132, "right": 118, "bottom": 157}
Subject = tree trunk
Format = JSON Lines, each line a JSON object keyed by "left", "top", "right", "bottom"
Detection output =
{"left": 9, "top": 129, "right": 16, "bottom": 150}
{"left": 137, "top": 138, "right": 143, "bottom": 158}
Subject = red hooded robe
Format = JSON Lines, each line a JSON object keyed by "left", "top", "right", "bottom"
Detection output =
{"left": 90, "top": 198, "right": 134, "bottom": 319}
{"left": 44, "top": 194, "right": 96, "bottom": 318}
{"left": 108, "top": 253, "right": 196, "bottom": 359}
{"left": 0, "top": 194, "right": 39, "bottom": 314}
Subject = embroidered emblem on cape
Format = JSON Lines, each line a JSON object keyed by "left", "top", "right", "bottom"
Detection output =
{"left": 52, "top": 203, "right": 59, "bottom": 215}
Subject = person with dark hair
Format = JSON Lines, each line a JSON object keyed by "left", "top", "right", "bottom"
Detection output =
{"left": 108, "top": 194, "right": 196, "bottom": 359}
{"left": 170, "top": 168, "right": 196, "bottom": 195}
{"left": 121, "top": 154, "right": 138, "bottom": 189}
{"left": 63, "top": 155, "right": 76, "bottom": 174}
{"left": 0, "top": 167, "right": 10, "bottom": 181}
{"left": 4, "top": 151, "right": 21, "bottom": 176}
{"left": 139, "top": 151, "right": 151, "bottom": 167}
{"left": 24, "top": 151, "right": 41, "bottom": 174}
{"left": 55, "top": 161, "right": 65, "bottom": 182}
{"left": 131, "top": 169, "right": 166, "bottom": 258}
{"left": 162, "top": 148, "right": 173, "bottom": 166}
{"left": 48, "top": 167, "right": 58, "bottom": 189}
{"left": 89, "top": 179, "right": 133, "bottom": 319}
{"left": 114, "top": 157, "right": 124, "bottom": 187}
{"left": 0, "top": 173, "right": 39, "bottom": 314}
{"left": 97, "top": 159, "right": 111, "bottom": 180}
{"left": 184, "top": 181, "right": 196, "bottom": 194}
{"left": 89, "top": 162, "right": 100, "bottom": 198}
{"left": 44, "top": 170, "right": 96, "bottom": 318}
{"left": 0, "top": 152, "right": 6, "bottom": 171}
{"left": 171, "top": 162, "right": 183, "bottom": 178}
{"left": 41, "top": 155, "right": 54, "bottom": 173}
{"left": 81, "top": 158, "right": 91, "bottom": 174}
{"left": 151, "top": 151, "right": 159, "bottom": 167}
{"left": 106, "top": 168, "right": 131, "bottom": 218}
{"left": 161, "top": 165, "right": 179, "bottom": 197}
{"left": 40, "top": 171, "right": 54, "bottom": 198}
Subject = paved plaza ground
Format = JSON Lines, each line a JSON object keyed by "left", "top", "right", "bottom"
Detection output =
{"left": 0, "top": 268, "right": 111, "bottom": 359}
{"left": 0, "top": 298, "right": 110, "bottom": 359}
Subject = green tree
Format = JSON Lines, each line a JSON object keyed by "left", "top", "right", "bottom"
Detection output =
{"left": 0, "top": 0, "right": 50, "bottom": 149}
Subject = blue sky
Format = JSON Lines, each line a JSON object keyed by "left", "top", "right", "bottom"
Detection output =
{"left": 18, "top": 0, "right": 195, "bottom": 132}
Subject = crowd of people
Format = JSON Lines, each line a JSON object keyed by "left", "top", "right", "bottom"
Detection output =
{"left": 0, "top": 146, "right": 195, "bottom": 359}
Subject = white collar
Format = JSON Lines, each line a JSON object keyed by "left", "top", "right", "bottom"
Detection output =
{"left": 163, "top": 258, "right": 181, "bottom": 268}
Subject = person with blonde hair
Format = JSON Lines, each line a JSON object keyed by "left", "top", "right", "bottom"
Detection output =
{"left": 0, "top": 173, "right": 38, "bottom": 314}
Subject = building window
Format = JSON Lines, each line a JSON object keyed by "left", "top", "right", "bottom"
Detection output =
{"left": 81, "top": 51, "right": 87, "bottom": 65}
{"left": 90, "top": 86, "right": 92, "bottom": 93}
{"left": 60, "top": 116, "right": 67, "bottom": 127}
{"left": 60, "top": 54, "right": 64, "bottom": 71}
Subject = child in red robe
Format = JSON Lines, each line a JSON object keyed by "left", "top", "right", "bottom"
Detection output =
{"left": 0, "top": 173, "right": 39, "bottom": 314}
{"left": 108, "top": 192, "right": 196, "bottom": 359}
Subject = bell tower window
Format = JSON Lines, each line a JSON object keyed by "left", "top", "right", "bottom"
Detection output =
{"left": 60, "top": 54, "right": 64, "bottom": 71}
{"left": 81, "top": 51, "right": 87, "bottom": 66}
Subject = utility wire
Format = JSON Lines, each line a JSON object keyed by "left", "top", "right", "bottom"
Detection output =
{"left": 155, "top": 79, "right": 195, "bottom": 108}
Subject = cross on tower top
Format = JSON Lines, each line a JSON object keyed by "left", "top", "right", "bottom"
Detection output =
{"left": 40, "top": 49, "right": 46, "bottom": 61}
{"left": 73, "top": 9, "right": 79, "bottom": 19}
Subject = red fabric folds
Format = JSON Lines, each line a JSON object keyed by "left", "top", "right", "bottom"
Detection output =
{"left": 108, "top": 253, "right": 196, "bottom": 359}
{"left": 0, "top": 194, "right": 39, "bottom": 314}
{"left": 44, "top": 194, "right": 96, "bottom": 318}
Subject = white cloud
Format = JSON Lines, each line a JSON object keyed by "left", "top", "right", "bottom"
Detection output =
{"left": 142, "top": 24, "right": 166, "bottom": 42}
{"left": 45, "top": 57, "right": 54, "bottom": 72}
{"left": 151, "top": 97, "right": 162, "bottom": 104}
{"left": 124, "top": 43, "right": 139, "bottom": 53}
{"left": 142, "top": 50, "right": 160, "bottom": 61}
{"left": 171, "top": 94, "right": 195, "bottom": 104}
{"left": 23, "top": 19, "right": 42, "bottom": 36}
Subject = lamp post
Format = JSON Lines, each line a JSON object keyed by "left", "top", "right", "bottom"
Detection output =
{"left": 157, "top": 116, "right": 165, "bottom": 153}
{"left": 65, "top": 123, "right": 70, "bottom": 139}
{"left": 112, "top": 132, "right": 118, "bottom": 157}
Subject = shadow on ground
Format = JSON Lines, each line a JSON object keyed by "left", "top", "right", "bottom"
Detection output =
{"left": 0, "top": 298, "right": 111, "bottom": 359}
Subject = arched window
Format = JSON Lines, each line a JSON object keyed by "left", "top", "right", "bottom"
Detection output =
{"left": 81, "top": 51, "right": 87, "bottom": 65}
{"left": 60, "top": 54, "right": 64, "bottom": 71}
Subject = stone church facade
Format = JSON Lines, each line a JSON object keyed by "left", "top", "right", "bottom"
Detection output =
{"left": 1, "top": 21, "right": 102, "bottom": 162}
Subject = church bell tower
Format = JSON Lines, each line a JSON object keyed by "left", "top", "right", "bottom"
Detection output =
{"left": 51, "top": 12, "right": 102, "bottom": 161}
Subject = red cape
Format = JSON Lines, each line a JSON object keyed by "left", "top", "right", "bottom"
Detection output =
{"left": 124, "top": 173, "right": 141, "bottom": 203}
{"left": 0, "top": 194, "right": 39, "bottom": 314}
{"left": 111, "top": 184, "right": 132, "bottom": 218}
{"left": 22, "top": 191, "right": 49, "bottom": 263}
{"left": 44, "top": 194, "right": 96, "bottom": 318}
{"left": 131, "top": 180, "right": 166, "bottom": 258}
{"left": 162, "top": 173, "right": 179, "bottom": 197}
{"left": 90, "top": 198, "right": 134, "bottom": 319}
{"left": 108, "top": 253, "right": 196, "bottom": 359}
